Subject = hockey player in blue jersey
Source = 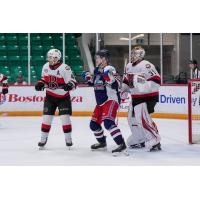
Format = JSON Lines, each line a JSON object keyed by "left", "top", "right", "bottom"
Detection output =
{"left": 82, "top": 49, "right": 127, "bottom": 155}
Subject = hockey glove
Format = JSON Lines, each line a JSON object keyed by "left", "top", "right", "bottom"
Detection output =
{"left": 63, "top": 82, "right": 74, "bottom": 91}
{"left": 127, "top": 73, "right": 134, "bottom": 88}
{"left": 81, "top": 71, "right": 92, "bottom": 82}
{"left": 2, "top": 83, "right": 8, "bottom": 94}
{"left": 35, "top": 80, "right": 46, "bottom": 91}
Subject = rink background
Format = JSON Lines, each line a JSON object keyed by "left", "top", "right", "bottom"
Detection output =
{"left": 0, "top": 0, "right": 200, "bottom": 200}
{"left": 1, "top": 116, "right": 200, "bottom": 166}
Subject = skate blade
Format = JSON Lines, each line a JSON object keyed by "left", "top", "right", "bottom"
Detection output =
{"left": 91, "top": 147, "right": 107, "bottom": 152}
{"left": 67, "top": 146, "right": 72, "bottom": 150}
{"left": 38, "top": 146, "right": 46, "bottom": 150}
{"left": 112, "top": 150, "right": 129, "bottom": 157}
{"left": 149, "top": 147, "right": 162, "bottom": 152}
{"left": 129, "top": 146, "right": 145, "bottom": 149}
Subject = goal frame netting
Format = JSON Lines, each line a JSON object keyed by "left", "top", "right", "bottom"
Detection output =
{"left": 188, "top": 79, "right": 200, "bottom": 144}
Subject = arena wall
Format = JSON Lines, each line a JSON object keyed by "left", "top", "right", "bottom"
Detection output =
{"left": 0, "top": 85, "right": 190, "bottom": 119}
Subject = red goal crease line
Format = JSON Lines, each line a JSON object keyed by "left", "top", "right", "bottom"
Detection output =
{"left": 0, "top": 111, "right": 190, "bottom": 119}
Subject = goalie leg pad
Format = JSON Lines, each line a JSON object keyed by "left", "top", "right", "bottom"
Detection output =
{"left": 134, "top": 103, "right": 161, "bottom": 148}
{"left": 127, "top": 103, "right": 146, "bottom": 146}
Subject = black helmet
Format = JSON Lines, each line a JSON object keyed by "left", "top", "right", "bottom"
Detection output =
{"left": 189, "top": 59, "right": 198, "bottom": 65}
{"left": 96, "top": 49, "right": 110, "bottom": 60}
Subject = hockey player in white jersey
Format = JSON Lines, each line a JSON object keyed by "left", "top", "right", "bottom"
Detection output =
{"left": 35, "top": 49, "right": 77, "bottom": 149}
{"left": 0, "top": 73, "right": 8, "bottom": 95}
{"left": 122, "top": 46, "right": 161, "bottom": 151}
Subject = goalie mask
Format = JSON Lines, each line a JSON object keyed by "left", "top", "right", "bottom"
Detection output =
{"left": 131, "top": 46, "right": 145, "bottom": 63}
{"left": 47, "top": 49, "right": 62, "bottom": 65}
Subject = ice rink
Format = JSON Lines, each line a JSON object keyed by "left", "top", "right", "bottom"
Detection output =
{"left": 0, "top": 116, "right": 200, "bottom": 166}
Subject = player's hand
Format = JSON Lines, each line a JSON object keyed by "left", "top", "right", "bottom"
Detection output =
{"left": 2, "top": 84, "right": 8, "bottom": 94}
{"left": 127, "top": 73, "right": 134, "bottom": 88}
{"left": 63, "top": 82, "right": 74, "bottom": 91}
{"left": 35, "top": 80, "right": 45, "bottom": 91}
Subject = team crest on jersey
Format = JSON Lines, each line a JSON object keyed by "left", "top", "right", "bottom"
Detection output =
{"left": 44, "top": 69, "right": 48, "bottom": 73}
{"left": 0, "top": 93, "right": 6, "bottom": 105}
{"left": 48, "top": 75, "right": 59, "bottom": 90}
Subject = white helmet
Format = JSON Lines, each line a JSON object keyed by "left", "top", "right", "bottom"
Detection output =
{"left": 47, "top": 49, "right": 62, "bottom": 64}
{"left": 131, "top": 46, "right": 145, "bottom": 63}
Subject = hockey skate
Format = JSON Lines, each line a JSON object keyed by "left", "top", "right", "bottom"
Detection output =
{"left": 149, "top": 142, "right": 161, "bottom": 152}
{"left": 38, "top": 138, "right": 48, "bottom": 150}
{"left": 129, "top": 142, "right": 145, "bottom": 149}
{"left": 91, "top": 142, "right": 107, "bottom": 151}
{"left": 112, "top": 142, "right": 129, "bottom": 157}
{"left": 146, "top": 135, "right": 161, "bottom": 152}
{"left": 66, "top": 138, "right": 73, "bottom": 150}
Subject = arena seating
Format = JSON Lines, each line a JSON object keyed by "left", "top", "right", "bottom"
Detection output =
{"left": 0, "top": 33, "right": 83, "bottom": 83}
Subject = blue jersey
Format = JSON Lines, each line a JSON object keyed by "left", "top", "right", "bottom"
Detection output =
{"left": 91, "top": 65, "right": 121, "bottom": 105}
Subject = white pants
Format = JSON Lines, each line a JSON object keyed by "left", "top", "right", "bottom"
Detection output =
{"left": 126, "top": 102, "right": 161, "bottom": 149}
{"left": 127, "top": 103, "right": 146, "bottom": 146}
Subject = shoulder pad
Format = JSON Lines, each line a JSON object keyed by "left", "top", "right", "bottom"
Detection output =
{"left": 43, "top": 62, "right": 49, "bottom": 68}
{"left": 62, "top": 64, "right": 71, "bottom": 71}
{"left": 143, "top": 60, "right": 154, "bottom": 68}
{"left": 104, "top": 65, "right": 116, "bottom": 72}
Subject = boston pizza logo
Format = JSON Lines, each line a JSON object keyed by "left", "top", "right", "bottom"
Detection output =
{"left": 0, "top": 93, "right": 6, "bottom": 105}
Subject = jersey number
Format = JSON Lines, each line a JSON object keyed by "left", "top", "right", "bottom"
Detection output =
{"left": 149, "top": 69, "right": 157, "bottom": 76}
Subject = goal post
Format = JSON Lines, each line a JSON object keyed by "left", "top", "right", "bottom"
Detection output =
{"left": 188, "top": 79, "right": 200, "bottom": 144}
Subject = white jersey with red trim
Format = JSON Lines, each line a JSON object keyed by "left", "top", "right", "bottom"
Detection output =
{"left": 0, "top": 73, "right": 8, "bottom": 84}
{"left": 123, "top": 60, "right": 160, "bottom": 98}
{"left": 41, "top": 62, "right": 77, "bottom": 98}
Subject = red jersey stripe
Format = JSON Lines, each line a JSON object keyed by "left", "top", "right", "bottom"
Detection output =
{"left": 46, "top": 90, "right": 69, "bottom": 98}
{"left": 131, "top": 91, "right": 159, "bottom": 98}
{"left": 43, "top": 75, "right": 65, "bottom": 84}
{"left": 42, "top": 123, "right": 51, "bottom": 129}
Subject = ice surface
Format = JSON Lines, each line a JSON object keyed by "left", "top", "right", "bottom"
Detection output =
{"left": 0, "top": 116, "right": 200, "bottom": 166}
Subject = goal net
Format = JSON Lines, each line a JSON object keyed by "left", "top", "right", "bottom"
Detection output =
{"left": 188, "top": 79, "right": 200, "bottom": 144}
